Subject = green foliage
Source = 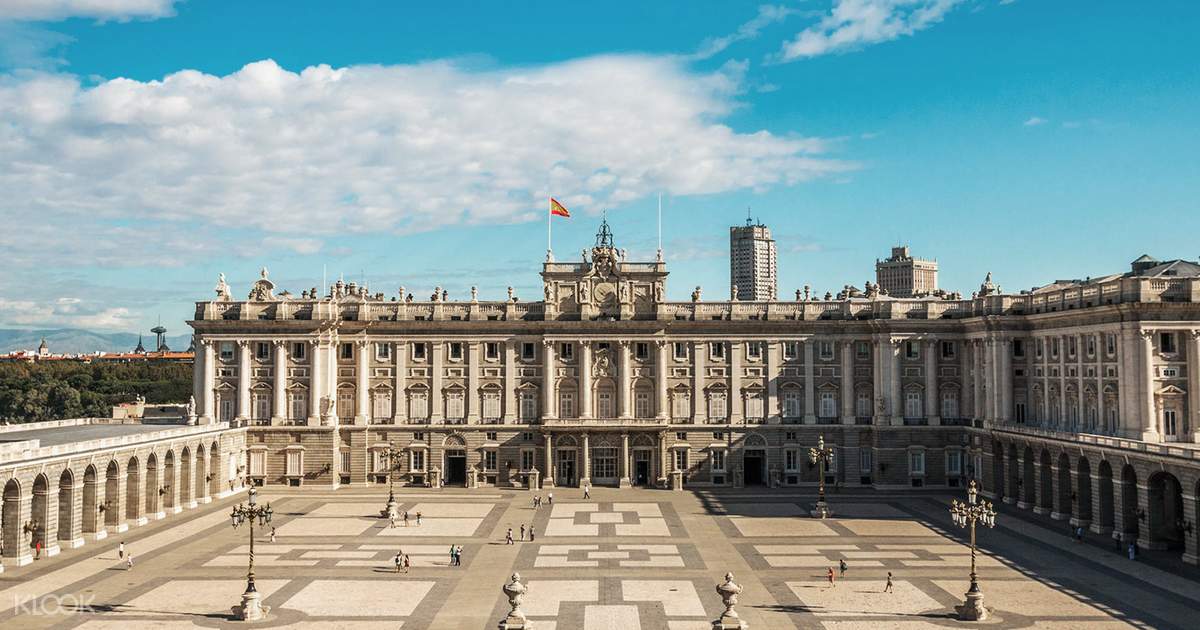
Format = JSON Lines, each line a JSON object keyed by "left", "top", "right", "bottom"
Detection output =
{"left": 0, "top": 361, "right": 192, "bottom": 423}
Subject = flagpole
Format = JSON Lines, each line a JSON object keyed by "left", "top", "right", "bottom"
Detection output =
{"left": 547, "top": 197, "right": 552, "bottom": 262}
{"left": 657, "top": 193, "right": 663, "bottom": 262}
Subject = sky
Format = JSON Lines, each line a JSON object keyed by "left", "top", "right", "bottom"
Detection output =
{"left": 0, "top": 0, "right": 1197, "bottom": 337}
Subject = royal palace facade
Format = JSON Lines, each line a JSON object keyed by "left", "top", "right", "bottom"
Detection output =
{"left": 174, "top": 225, "right": 1200, "bottom": 565}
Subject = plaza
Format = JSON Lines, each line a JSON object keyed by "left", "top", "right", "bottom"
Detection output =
{"left": 0, "top": 485, "right": 1195, "bottom": 629}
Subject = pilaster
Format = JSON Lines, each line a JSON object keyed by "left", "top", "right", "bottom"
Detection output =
{"left": 355, "top": 339, "right": 369, "bottom": 425}
{"left": 803, "top": 340, "right": 816, "bottom": 424}
{"left": 692, "top": 341, "right": 707, "bottom": 423}
{"left": 840, "top": 339, "right": 854, "bottom": 424}
{"left": 237, "top": 340, "right": 251, "bottom": 424}
{"left": 580, "top": 341, "right": 594, "bottom": 419}
{"left": 272, "top": 340, "right": 287, "bottom": 425}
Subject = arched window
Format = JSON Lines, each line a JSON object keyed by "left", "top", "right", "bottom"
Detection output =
{"left": 782, "top": 387, "right": 802, "bottom": 418}
{"left": 941, "top": 390, "right": 959, "bottom": 419}
{"left": 708, "top": 389, "right": 728, "bottom": 420}
{"left": 904, "top": 391, "right": 923, "bottom": 419}
{"left": 818, "top": 390, "right": 837, "bottom": 419}
{"left": 671, "top": 387, "right": 691, "bottom": 419}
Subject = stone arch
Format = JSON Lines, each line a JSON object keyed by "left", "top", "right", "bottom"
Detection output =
{"left": 82, "top": 464, "right": 99, "bottom": 537}
{"left": 31, "top": 473, "right": 50, "bottom": 552}
{"left": 1097, "top": 460, "right": 1115, "bottom": 531}
{"left": 991, "top": 440, "right": 1005, "bottom": 501}
{"left": 1076, "top": 457, "right": 1093, "bottom": 523}
{"left": 2, "top": 478, "right": 23, "bottom": 561}
{"left": 336, "top": 381, "right": 356, "bottom": 420}
{"left": 632, "top": 434, "right": 655, "bottom": 447}
{"left": 1148, "top": 471, "right": 1184, "bottom": 550}
{"left": 742, "top": 432, "right": 769, "bottom": 449}
{"left": 1022, "top": 445, "right": 1035, "bottom": 505}
{"left": 631, "top": 377, "right": 655, "bottom": 418}
{"left": 209, "top": 441, "right": 221, "bottom": 496}
{"left": 195, "top": 443, "right": 208, "bottom": 501}
{"left": 1056, "top": 452, "right": 1072, "bottom": 519}
{"left": 1038, "top": 449, "right": 1053, "bottom": 512}
{"left": 1120, "top": 464, "right": 1139, "bottom": 538}
{"left": 443, "top": 433, "right": 467, "bottom": 448}
{"left": 57, "top": 468, "right": 75, "bottom": 545}
{"left": 125, "top": 456, "right": 141, "bottom": 521}
{"left": 163, "top": 450, "right": 176, "bottom": 510}
{"left": 557, "top": 434, "right": 578, "bottom": 448}
{"left": 1006, "top": 443, "right": 1019, "bottom": 502}
{"left": 180, "top": 445, "right": 193, "bottom": 506}
{"left": 145, "top": 451, "right": 159, "bottom": 516}
{"left": 104, "top": 460, "right": 121, "bottom": 527}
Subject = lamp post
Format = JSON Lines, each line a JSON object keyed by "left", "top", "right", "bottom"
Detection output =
{"left": 950, "top": 479, "right": 997, "bottom": 621}
{"left": 230, "top": 487, "right": 273, "bottom": 621}
{"left": 381, "top": 441, "right": 404, "bottom": 520}
{"left": 808, "top": 435, "right": 834, "bottom": 518}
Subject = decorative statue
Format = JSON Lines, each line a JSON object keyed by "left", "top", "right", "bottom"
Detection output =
{"left": 214, "top": 273, "right": 232, "bottom": 301}
{"left": 804, "top": 284, "right": 811, "bottom": 301}
{"left": 260, "top": 266, "right": 269, "bottom": 280}
{"left": 432, "top": 287, "right": 442, "bottom": 302}
{"left": 692, "top": 286, "right": 702, "bottom": 302}
{"left": 582, "top": 248, "right": 589, "bottom": 262}
{"left": 470, "top": 286, "right": 478, "bottom": 302}
{"left": 507, "top": 286, "right": 516, "bottom": 302}
{"left": 544, "top": 283, "right": 553, "bottom": 302}
{"left": 187, "top": 395, "right": 196, "bottom": 417}
{"left": 442, "top": 289, "right": 448, "bottom": 302}
{"left": 654, "top": 282, "right": 664, "bottom": 302}
{"left": 398, "top": 286, "right": 406, "bottom": 300}
{"left": 619, "top": 282, "right": 629, "bottom": 303}
{"left": 824, "top": 291, "right": 833, "bottom": 301}
{"left": 730, "top": 284, "right": 738, "bottom": 301}
{"left": 796, "top": 289, "right": 803, "bottom": 301}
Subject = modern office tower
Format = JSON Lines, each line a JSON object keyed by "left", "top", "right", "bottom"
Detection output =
{"left": 730, "top": 217, "right": 777, "bottom": 301}
{"left": 876, "top": 245, "right": 938, "bottom": 297}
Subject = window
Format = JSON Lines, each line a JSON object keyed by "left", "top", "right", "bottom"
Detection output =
{"left": 785, "top": 431, "right": 797, "bottom": 440}
{"left": 785, "top": 450, "right": 799, "bottom": 471}
{"left": 371, "top": 449, "right": 389, "bottom": 474}
{"left": 286, "top": 450, "right": 303, "bottom": 476}
{"left": 411, "top": 450, "right": 425, "bottom": 471}
{"left": 1067, "top": 336, "right": 1077, "bottom": 357}
{"left": 904, "top": 341, "right": 919, "bottom": 360}
{"left": 448, "top": 342, "right": 463, "bottom": 361}
{"left": 409, "top": 390, "right": 429, "bottom": 419}
{"left": 372, "top": 390, "right": 392, "bottom": 419}
{"left": 1160, "top": 332, "right": 1177, "bottom": 354}
{"left": 593, "top": 448, "right": 617, "bottom": 479}
{"left": 712, "top": 431, "right": 724, "bottom": 440}
{"left": 746, "top": 342, "right": 762, "bottom": 360}
{"left": 559, "top": 392, "right": 575, "bottom": 418}
{"left": 482, "top": 391, "right": 501, "bottom": 420}
{"left": 1050, "top": 337, "right": 1059, "bottom": 358}
{"left": 819, "top": 341, "right": 834, "bottom": 360}
{"left": 485, "top": 342, "right": 500, "bottom": 360}
{"left": 908, "top": 450, "right": 926, "bottom": 475}
{"left": 676, "top": 431, "right": 688, "bottom": 441}
{"left": 635, "top": 391, "right": 652, "bottom": 418}
{"left": 856, "top": 391, "right": 871, "bottom": 417}
{"left": 635, "top": 342, "right": 649, "bottom": 360}
{"left": 860, "top": 449, "right": 873, "bottom": 473}
{"left": 412, "top": 343, "right": 427, "bottom": 360}
{"left": 255, "top": 342, "right": 271, "bottom": 360}
{"left": 1015, "top": 401, "right": 1026, "bottom": 423}
{"left": 784, "top": 341, "right": 799, "bottom": 360}
{"left": 337, "top": 389, "right": 354, "bottom": 419}
{"left": 905, "top": 391, "right": 922, "bottom": 418}
{"left": 708, "top": 391, "right": 727, "bottom": 419}
{"left": 941, "top": 341, "right": 956, "bottom": 359}
{"left": 783, "top": 390, "right": 801, "bottom": 418}
{"left": 375, "top": 343, "right": 391, "bottom": 360}
{"left": 483, "top": 450, "right": 497, "bottom": 471}
{"left": 1036, "top": 339, "right": 1043, "bottom": 359}
{"left": 946, "top": 450, "right": 963, "bottom": 476}
{"left": 1105, "top": 333, "right": 1116, "bottom": 356}
{"left": 288, "top": 392, "right": 307, "bottom": 421}
{"left": 745, "top": 391, "right": 764, "bottom": 419}
{"left": 1085, "top": 336, "right": 1096, "bottom": 357}
{"left": 819, "top": 391, "right": 836, "bottom": 418}
{"left": 522, "top": 432, "right": 534, "bottom": 441}
{"left": 673, "top": 449, "right": 688, "bottom": 472}
{"left": 941, "top": 391, "right": 959, "bottom": 419}
{"left": 711, "top": 450, "right": 726, "bottom": 472}
{"left": 340, "top": 343, "right": 354, "bottom": 360}
{"left": 559, "top": 342, "right": 573, "bottom": 360}
{"left": 856, "top": 341, "right": 870, "bottom": 359}
{"left": 249, "top": 451, "right": 265, "bottom": 476}
{"left": 1164, "top": 409, "right": 1178, "bottom": 437}
{"left": 1162, "top": 367, "right": 1179, "bottom": 378}
{"left": 253, "top": 393, "right": 270, "bottom": 420}
{"left": 521, "top": 342, "right": 536, "bottom": 360}
{"left": 519, "top": 390, "right": 538, "bottom": 419}
{"left": 1013, "top": 339, "right": 1024, "bottom": 358}
{"left": 414, "top": 431, "right": 425, "bottom": 441}
{"left": 521, "top": 450, "right": 535, "bottom": 471}
{"left": 292, "top": 342, "right": 306, "bottom": 360}
{"left": 598, "top": 391, "right": 615, "bottom": 418}
{"left": 220, "top": 342, "right": 235, "bottom": 361}
{"left": 672, "top": 390, "right": 690, "bottom": 419}
{"left": 445, "top": 390, "right": 464, "bottom": 420}
{"left": 710, "top": 342, "right": 725, "bottom": 359}
{"left": 673, "top": 342, "right": 688, "bottom": 360}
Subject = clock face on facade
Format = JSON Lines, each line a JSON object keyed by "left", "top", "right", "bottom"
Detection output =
{"left": 594, "top": 282, "right": 616, "bottom": 304}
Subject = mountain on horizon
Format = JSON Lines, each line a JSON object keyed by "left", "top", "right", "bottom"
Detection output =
{"left": 0, "top": 328, "right": 193, "bottom": 355}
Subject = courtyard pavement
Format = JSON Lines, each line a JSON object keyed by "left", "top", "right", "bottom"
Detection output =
{"left": 0, "top": 485, "right": 1196, "bottom": 629}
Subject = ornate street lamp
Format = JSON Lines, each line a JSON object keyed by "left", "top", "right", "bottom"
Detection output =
{"left": 380, "top": 441, "right": 404, "bottom": 520}
{"left": 230, "top": 487, "right": 273, "bottom": 621}
{"left": 950, "top": 479, "right": 997, "bottom": 621}
{"left": 808, "top": 435, "right": 835, "bottom": 518}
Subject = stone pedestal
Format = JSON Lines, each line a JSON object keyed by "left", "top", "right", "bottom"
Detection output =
{"left": 618, "top": 476, "right": 631, "bottom": 488}
{"left": 468, "top": 468, "right": 479, "bottom": 489}
{"left": 498, "top": 572, "right": 531, "bottom": 630}
{"left": 955, "top": 589, "right": 988, "bottom": 621}
{"left": 430, "top": 466, "right": 442, "bottom": 489}
{"left": 810, "top": 500, "right": 831, "bottom": 519}
{"left": 670, "top": 469, "right": 684, "bottom": 491}
{"left": 233, "top": 585, "right": 270, "bottom": 621}
{"left": 527, "top": 469, "right": 540, "bottom": 491}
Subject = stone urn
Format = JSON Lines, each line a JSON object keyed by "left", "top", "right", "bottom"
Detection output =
{"left": 498, "top": 572, "right": 530, "bottom": 629}
{"left": 713, "top": 572, "right": 748, "bottom": 629}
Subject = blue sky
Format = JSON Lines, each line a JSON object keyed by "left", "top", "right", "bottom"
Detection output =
{"left": 0, "top": 1, "right": 1197, "bottom": 336}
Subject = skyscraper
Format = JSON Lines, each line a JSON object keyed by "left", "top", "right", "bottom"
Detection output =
{"left": 875, "top": 245, "right": 938, "bottom": 297}
{"left": 729, "top": 215, "right": 777, "bottom": 301}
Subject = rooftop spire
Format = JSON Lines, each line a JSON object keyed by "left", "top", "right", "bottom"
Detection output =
{"left": 595, "top": 212, "right": 615, "bottom": 249}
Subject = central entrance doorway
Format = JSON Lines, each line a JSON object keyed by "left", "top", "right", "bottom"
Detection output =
{"left": 744, "top": 451, "right": 765, "bottom": 486}
{"left": 445, "top": 450, "right": 467, "bottom": 486}
{"left": 557, "top": 449, "right": 577, "bottom": 487}
{"left": 634, "top": 450, "right": 651, "bottom": 486}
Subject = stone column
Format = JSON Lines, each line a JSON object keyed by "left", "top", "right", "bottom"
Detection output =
{"left": 619, "top": 340, "right": 632, "bottom": 419}
{"left": 1076, "top": 334, "right": 1086, "bottom": 430}
{"left": 1191, "top": 331, "right": 1200, "bottom": 442}
{"left": 656, "top": 340, "right": 669, "bottom": 419}
{"left": 658, "top": 431, "right": 670, "bottom": 486}
{"left": 468, "top": 342, "right": 481, "bottom": 423}
{"left": 840, "top": 340, "right": 854, "bottom": 425}
{"left": 1182, "top": 487, "right": 1198, "bottom": 565}
{"left": 237, "top": 340, "right": 251, "bottom": 423}
{"left": 890, "top": 339, "right": 903, "bottom": 426}
{"left": 272, "top": 341, "right": 287, "bottom": 425}
{"left": 873, "top": 337, "right": 885, "bottom": 424}
{"left": 1040, "top": 337, "right": 1051, "bottom": 425}
{"left": 431, "top": 341, "right": 444, "bottom": 422}
{"left": 326, "top": 337, "right": 339, "bottom": 425}
{"left": 960, "top": 339, "right": 973, "bottom": 421}
{"left": 543, "top": 339, "right": 556, "bottom": 420}
{"left": 1118, "top": 327, "right": 1136, "bottom": 437}
{"left": 730, "top": 341, "right": 743, "bottom": 424}
{"left": 355, "top": 340, "right": 369, "bottom": 425}
{"left": 202, "top": 340, "right": 216, "bottom": 421}
{"left": 925, "top": 338, "right": 939, "bottom": 424}
{"left": 1058, "top": 335, "right": 1068, "bottom": 429}
{"left": 1088, "top": 471, "right": 1113, "bottom": 536}
{"left": 619, "top": 432, "right": 631, "bottom": 487}
{"left": 543, "top": 434, "right": 555, "bottom": 487}
{"left": 394, "top": 341, "right": 408, "bottom": 424}
{"left": 2, "top": 492, "right": 33, "bottom": 566}
{"left": 1000, "top": 338, "right": 1013, "bottom": 424}
{"left": 504, "top": 341, "right": 517, "bottom": 423}
{"left": 692, "top": 341, "right": 707, "bottom": 423}
{"left": 1139, "top": 330, "right": 1159, "bottom": 441}
{"left": 974, "top": 340, "right": 986, "bottom": 421}
{"left": 803, "top": 340, "right": 816, "bottom": 424}
{"left": 308, "top": 340, "right": 322, "bottom": 426}
{"left": 580, "top": 341, "right": 593, "bottom": 419}
{"left": 580, "top": 432, "right": 591, "bottom": 487}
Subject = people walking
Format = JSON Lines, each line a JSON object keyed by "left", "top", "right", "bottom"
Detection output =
{"left": 449, "top": 545, "right": 457, "bottom": 566}
{"left": 884, "top": 572, "right": 894, "bottom": 593}
{"left": 403, "top": 554, "right": 411, "bottom": 573}
{"left": 416, "top": 511, "right": 422, "bottom": 526}
{"left": 506, "top": 528, "right": 514, "bottom": 545}
{"left": 838, "top": 559, "right": 847, "bottom": 578}
{"left": 827, "top": 567, "right": 836, "bottom": 587}
{"left": 529, "top": 525, "right": 536, "bottom": 542}
{"left": 1074, "top": 526, "right": 1084, "bottom": 543}
{"left": 455, "top": 545, "right": 463, "bottom": 566}
{"left": 270, "top": 527, "right": 277, "bottom": 543}
{"left": 118, "top": 541, "right": 125, "bottom": 559}
{"left": 126, "top": 553, "right": 134, "bottom": 570}
{"left": 547, "top": 492, "right": 553, "bottom": 505}
{"left": 583, "top": 483, "right": 591, "bottom": 499}
{"left": 403, "top": 510, "right": 410, "bottom": 527}
{"left": 394, "top": 552, "right": 403, "bottom": 573}
{"left": 1128, "top": 542, "right": 1136, "bottom": 560}
{"left": 390, "top": 514, "right": 396, "bottom": 529}
{"left": 520, "top": 524, "right": 526, "bottom": 541}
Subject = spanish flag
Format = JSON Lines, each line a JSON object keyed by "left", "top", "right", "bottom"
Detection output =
{"left": 550, "top": 198, "right": 571, "bottom": 218}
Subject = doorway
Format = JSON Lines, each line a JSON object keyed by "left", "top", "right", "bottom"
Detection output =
{"left": 744, "top": 451, "right": 765, "bottom": 486}
{"left": 445, "top": 450, "right": 467, "bottom": 486}
{"left": 634, "top": 451, "right": 651, "bottom": 486}
{"left": 557, "top": 450, "right": 577, "bottom": 487}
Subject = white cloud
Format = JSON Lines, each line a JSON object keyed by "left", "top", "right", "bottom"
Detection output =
{"left": 0, "top": 0, "right": 178, "bottom": 22}
{"left": 1023, "top": 116, "right": 1047, "bottom": 126}
{"left": 261, "top": 237, "right": 324, "bottom": 256}
{"left": 777, "top": 0, "right": 964, "bottom": 61}
{"left": 0, "top": 56, "right": 852, "bottom": 266}
{"left": 692, "top": 4, "right": 799, "bottom": 60}
{"left": 0, "top": 297, "right": 136, "bottom": 330}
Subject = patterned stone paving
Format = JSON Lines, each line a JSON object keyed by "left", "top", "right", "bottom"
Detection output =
{"left": 0, "top": 488, "right": 1195, "bottom": 629}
